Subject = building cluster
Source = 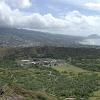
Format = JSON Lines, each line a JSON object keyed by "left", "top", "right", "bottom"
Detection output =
{"left": 17, "top": 58, "right": 66, "bottom": 67}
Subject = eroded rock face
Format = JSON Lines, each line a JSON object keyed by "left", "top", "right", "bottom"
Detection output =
{"left": 0, "top": 86, "right": 24, "bottom": 100}
{"left": 0, "top": 94, "right": 24, "bottom": 100}
{"left": 0, "top": 89, "right": 4, "bottom": 96}
{"left": 6, "top": 95, "right": 24, "bottom": 100}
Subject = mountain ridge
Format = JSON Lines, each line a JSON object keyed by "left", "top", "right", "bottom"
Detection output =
{"left": 0, "top": 27, "right": 84, "bottom": 47}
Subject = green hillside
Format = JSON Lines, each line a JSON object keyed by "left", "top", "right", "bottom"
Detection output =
{"left": 0, "top": 47, "right": 99, "bottom": 100}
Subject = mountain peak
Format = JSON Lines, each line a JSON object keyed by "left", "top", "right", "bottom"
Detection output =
{"left": 87, "top": 34, "right": 100, "bottom": 39}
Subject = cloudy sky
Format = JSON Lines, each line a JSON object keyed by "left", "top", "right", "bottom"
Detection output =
{"left": 0, "top": 0, "right": 100, "bottom": 36}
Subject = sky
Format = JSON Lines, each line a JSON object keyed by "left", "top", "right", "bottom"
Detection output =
{"left": 0, "top": 0, "right": 100, "bottom": 36}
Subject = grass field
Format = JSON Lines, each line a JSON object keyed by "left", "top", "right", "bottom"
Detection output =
{"left": 53, "top": 63, "right": 100, "bottom": 100}
{"left": 53, "top": 63, "right": 88, "bottom": 74}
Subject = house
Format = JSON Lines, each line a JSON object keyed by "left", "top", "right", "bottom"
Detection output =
{"left": 17, "top": 59, "right": 37, "bottom": 66}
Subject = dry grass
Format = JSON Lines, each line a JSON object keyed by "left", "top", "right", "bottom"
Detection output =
{"left": 0, "top": 84, "right": 58, "bottom": 100}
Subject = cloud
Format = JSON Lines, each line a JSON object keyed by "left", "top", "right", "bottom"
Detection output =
{"left": 0, "top": 1, "right": 14, "bottom": 27}
{"left": 0, "top": 0, "right": 100, "bottom": 36}
{"left": 20, "top": 0, "right": 31, "bottom": 8}
{"left": 4, "top": 0, "right": 31, "bottom": 8}
{"left": 85, "top": 2, "right": 100, "bottom": 10}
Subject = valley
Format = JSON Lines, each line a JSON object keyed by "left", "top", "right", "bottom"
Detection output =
{"left": 0, "top": 47, "right": 99, "bottom": 100}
